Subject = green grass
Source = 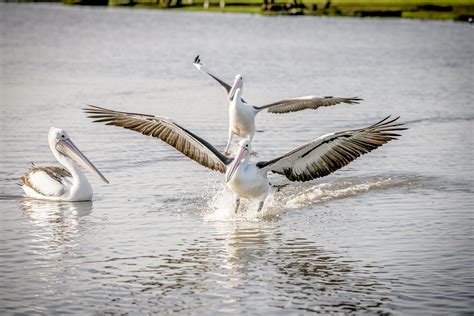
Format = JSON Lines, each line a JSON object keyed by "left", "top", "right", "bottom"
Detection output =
{"left": 402, "top": 10, "right": 456, "bottom": 18}
{"left": 176, "top": 5, "right": 263, "bottom": 13}
{"left": 174, "top": 0, "right": 473, "bottom": 6}
{"left": 71, "top": 0, "right": 474, "bottom": 21}
{"left": 307, "top": 0, "right": 471, "bottom": 4}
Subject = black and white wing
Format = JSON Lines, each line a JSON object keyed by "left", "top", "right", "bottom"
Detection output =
{"left": 193, "top": 55, "right": 233, "bottom": 94}
{"left": 84, "top": 105, "right": 232, "bottom": 173}
{"left": 256, "top": 116, "right": 406, "bottom": 182}
{"left": 193, "top": 55, "right": 249, "bottom": 105}
{"left": 253, "top": 96, "right": 362, "bottom": 114}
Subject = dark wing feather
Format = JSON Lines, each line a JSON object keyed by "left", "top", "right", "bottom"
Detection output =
{"left": 83, "top": 105, "right": 232, "bottom": 173}
{"left": 254, "top": 96, "right": 362, "bottom": 114}
{"left": 41, "top": 166, "right": 72, "bottom": 181}
{"left": 193, "top": 55, "right": 247, "bottom": 104}
{"left": 193, "top": 55, "right": 232, "bottom": 93}
{"left": 257, "top": 116, "right": 406, "bottom": 182}
{"left": 21, "top": 166, "right": 71, "bottom": 196}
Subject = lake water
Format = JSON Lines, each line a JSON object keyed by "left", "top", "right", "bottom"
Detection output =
{"left": 1, "top": 3, "right": 473, "bottom": 314}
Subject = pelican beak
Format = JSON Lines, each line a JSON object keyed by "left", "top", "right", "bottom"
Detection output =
{"left": 56, "top": 139, "right": 109, "bottom": 184}
{"left": 228, "top": 78, "right": 241, "bottom": 101}
{"left": 225, "top": 147, "right": 247, "bottom": 183}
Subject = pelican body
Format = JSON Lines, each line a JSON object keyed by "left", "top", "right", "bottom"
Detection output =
{"left": 84, "top": 105, "right": 405, "bottom": 213}
{"left": 227, "top": 80, "right": 257, "bottom": 151}
{"left": 21, "top": 127, "right": 109, "bottom": 201}
{"left": 193, "top": 55, "right": 362, "bottom": 155}
{"left": 225, "top": 140, "right": 269, "bottom": 212}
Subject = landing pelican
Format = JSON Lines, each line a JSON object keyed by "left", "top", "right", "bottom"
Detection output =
{"left": 84, "top": 105, "right": 405, "bottom": 213}
{"left": 193, "top": 55, "right": 362, "bottom": 155}
{"left": 21, "top": 127, "right": 109, "bottom": 201}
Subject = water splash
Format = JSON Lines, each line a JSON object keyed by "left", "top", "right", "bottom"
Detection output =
{"left": 280, "top": 177, "right": 409, "bottom": 209}
{"left": 201, "top": 184, "right": 279, "bottom": 222}
{"left": 201, "top": 176, "right": 413, "bottom": 222}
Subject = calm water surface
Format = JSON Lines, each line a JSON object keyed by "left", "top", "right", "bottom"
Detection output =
{"left": 1, "top": 4, "right": 473, "bottom": 314}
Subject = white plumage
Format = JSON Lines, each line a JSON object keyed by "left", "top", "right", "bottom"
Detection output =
{"left": 21, "top": 127, "right": 109, "bottom": 201}
{"left": 193, "top": 55, "right": 362, "bottom": 154}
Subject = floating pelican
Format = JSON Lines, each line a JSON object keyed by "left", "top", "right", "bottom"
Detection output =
{"left": 193, "top": 55, "right": 362, "bottom": 155}
{"left": 84, "top": 105, "right": 405, "bottom": 213}
{"left": 21, "top": 127, "right": 109, "bottom": 201}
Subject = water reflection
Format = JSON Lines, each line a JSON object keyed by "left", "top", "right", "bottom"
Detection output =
{"left": 223, "top": 223, "right": 268, "bottom": 272}
{"left": 220, "top": 222, "right": 394, "bottom": 313}
{"left": 19, "top": 199, "right": 93, "bottom": 254}
{"left": 89, "top": 220, "right": 396, "bottom": 314}
{"left": 20, "top": 199, "right": 93, "bottom": 225}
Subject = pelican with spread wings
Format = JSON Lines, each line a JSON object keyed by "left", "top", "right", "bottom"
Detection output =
{"left": 84, "top": 105, "right": 405, "bottom": 213}
{"left": 193, "top": 55, "right": 362, "bottom": 155}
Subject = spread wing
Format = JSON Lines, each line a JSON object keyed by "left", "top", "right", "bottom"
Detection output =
{"left": 256, "top": 116, "right": 406, "bottom": 182}
{"left": 83, "top": 105, "right": 232, "bottom": 173}
{"left": 193, "top": 55, "right": 233, "bottom": 93}
{"left": 253, "top": 96, "right": 362, "bottom": 114}
{"left": 193, "top": 55, "right": 248, "bottom": 104}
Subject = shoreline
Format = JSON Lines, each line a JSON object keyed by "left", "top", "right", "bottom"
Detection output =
{"left": 159, "top": 1, "right": 473, "bottom": 21}
{"left": 2, "top": 0, "right": 473, "bottom": 21}
{"left": 62, "top": 0, "right": 474, "bottom": 21}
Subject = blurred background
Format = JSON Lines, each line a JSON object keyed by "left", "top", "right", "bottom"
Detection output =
{"left": 2, "top": 0, "right": 474, "bottom": 21}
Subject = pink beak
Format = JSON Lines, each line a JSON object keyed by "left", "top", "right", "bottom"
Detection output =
{"left": 225, "top": 147, "right": 247, "bottom": 183}
{"left": 56, "top": 138, "right": 109, "bottom": 184}
{"left": 228, "top": 77, "right": 242, "bottom": 101}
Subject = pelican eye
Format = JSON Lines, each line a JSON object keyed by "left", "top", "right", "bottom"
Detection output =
{"left": 61, "top": 135, "right": 65, "bottom": 138}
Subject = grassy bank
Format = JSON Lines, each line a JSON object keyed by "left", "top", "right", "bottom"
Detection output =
{"left": 29, "top": 0, "right": 469, "bottom": 21}
{"left": 167, "top": 0, "right": 474, "bottom": 20}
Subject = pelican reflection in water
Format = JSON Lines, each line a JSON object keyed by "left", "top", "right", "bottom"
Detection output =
{"left": 20, "top": 199, "right": 93, "bottom": 253}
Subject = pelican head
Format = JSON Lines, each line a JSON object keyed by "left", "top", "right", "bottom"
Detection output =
{"left": 228, "top": 74, "right": 243, "bottom": 101}
{"left": 225, "top": 139, "right": 251, "bottom": 183}
{"left": 48, "top": 127, "right": 109, "bottom": 184}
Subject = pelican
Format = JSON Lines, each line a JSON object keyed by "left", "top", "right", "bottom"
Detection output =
{"left": 84, "top": 105, "right": 405, "bottom": 213}
{"left": 193, "top": 55, "right": 362, "bottom": 155}
{"left": 21, "top": 127, "right": 109, "bottom": 201}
